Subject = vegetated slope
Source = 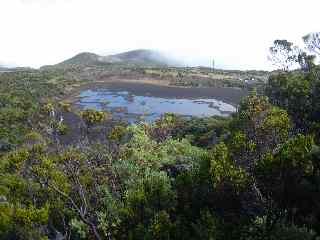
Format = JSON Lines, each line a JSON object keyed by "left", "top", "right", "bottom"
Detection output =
{"left": 51, "top": 49, "right": 180, "bottom": 68}
{"left": 41, "top": 49, "right": 269, "bottom": 91}
{"left": 2, "top": 65, "right": 320, "bottom": 239}
{"left": 57, "top": 52, "right": 102, "bottom": 66}
{"left": 42, "top": 53, "right": 269, "bottom": 91}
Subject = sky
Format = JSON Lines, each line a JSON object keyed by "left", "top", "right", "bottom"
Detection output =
{"left": 0, "top": 0, "right": 319, "bottom": 70}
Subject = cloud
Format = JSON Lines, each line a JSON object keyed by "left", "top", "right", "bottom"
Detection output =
{"left": 19, "top": 0, "right": 73, "bottom": 5}
{"left": 0, "top": 0, "right": 319, "bottom": 69}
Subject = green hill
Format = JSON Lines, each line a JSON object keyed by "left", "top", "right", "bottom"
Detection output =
{"left": 50, "top": 49, "right": 181, "bottom": 68}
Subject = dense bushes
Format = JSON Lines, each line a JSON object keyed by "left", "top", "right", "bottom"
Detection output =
{"left": 1, "top": 58, "right": 320, "bottom": 239}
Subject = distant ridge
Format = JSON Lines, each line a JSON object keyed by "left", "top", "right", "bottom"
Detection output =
{"left": 0, "top": 65, "right": 13, "bottom": 71}
{"left": 107, "top": 49, "right": 177, "bottom": 65}
{"left": 47, "top": 49, "right": 181, "bottom": 68}
{"left": 58, "top": 52, "right": 102, "bottom": 66}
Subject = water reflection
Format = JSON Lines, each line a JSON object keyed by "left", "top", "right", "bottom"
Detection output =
{"left": 77, "top": 89, "right": 236, "bottom": 122}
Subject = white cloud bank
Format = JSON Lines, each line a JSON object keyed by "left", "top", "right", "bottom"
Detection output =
{"left": 0, "top": 0, "right": 319, "bottom": 69}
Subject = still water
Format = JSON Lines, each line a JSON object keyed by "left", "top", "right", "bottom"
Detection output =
{"left": 77, "top": 89, "right": 236, "bottom": 122}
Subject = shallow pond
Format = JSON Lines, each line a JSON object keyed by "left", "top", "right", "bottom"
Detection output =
{"left": 77, "top": 88, "right": 236, "bottom": 122}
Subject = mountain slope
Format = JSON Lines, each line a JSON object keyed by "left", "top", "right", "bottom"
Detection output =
{"left": 57, "top": 52, "right": 102, "bottom": 66}
{"left": 51, "top": 49, "right": 180, "bottom": 68}
{"left": 107, "top": 49, "right": 177, "bottom": 66}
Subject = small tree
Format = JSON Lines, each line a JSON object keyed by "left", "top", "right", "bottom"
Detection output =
{"left": 80, "top": 109, "right": 106, "bottom": 128}
{"left": 303, "top": 32, "right": 320, "bottom": 57}
{"left": 268, "top": 40, "right": 299, "bottom": 71}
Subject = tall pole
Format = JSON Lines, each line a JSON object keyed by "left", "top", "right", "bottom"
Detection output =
{"left": 212, "top": 58, "right": 215, "bottom": 72}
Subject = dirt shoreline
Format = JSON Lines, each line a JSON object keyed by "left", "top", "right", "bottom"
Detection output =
{"left": 65, "top": 79, "right": 248, "bottom": 106}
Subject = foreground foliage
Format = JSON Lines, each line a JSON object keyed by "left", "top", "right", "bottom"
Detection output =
{"left": 1, "top": 32, "right": 320, "bottom": 239}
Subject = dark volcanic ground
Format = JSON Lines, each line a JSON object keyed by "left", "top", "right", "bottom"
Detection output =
{"left": 71, "top": 81, "right": 248, "bottom": 106}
